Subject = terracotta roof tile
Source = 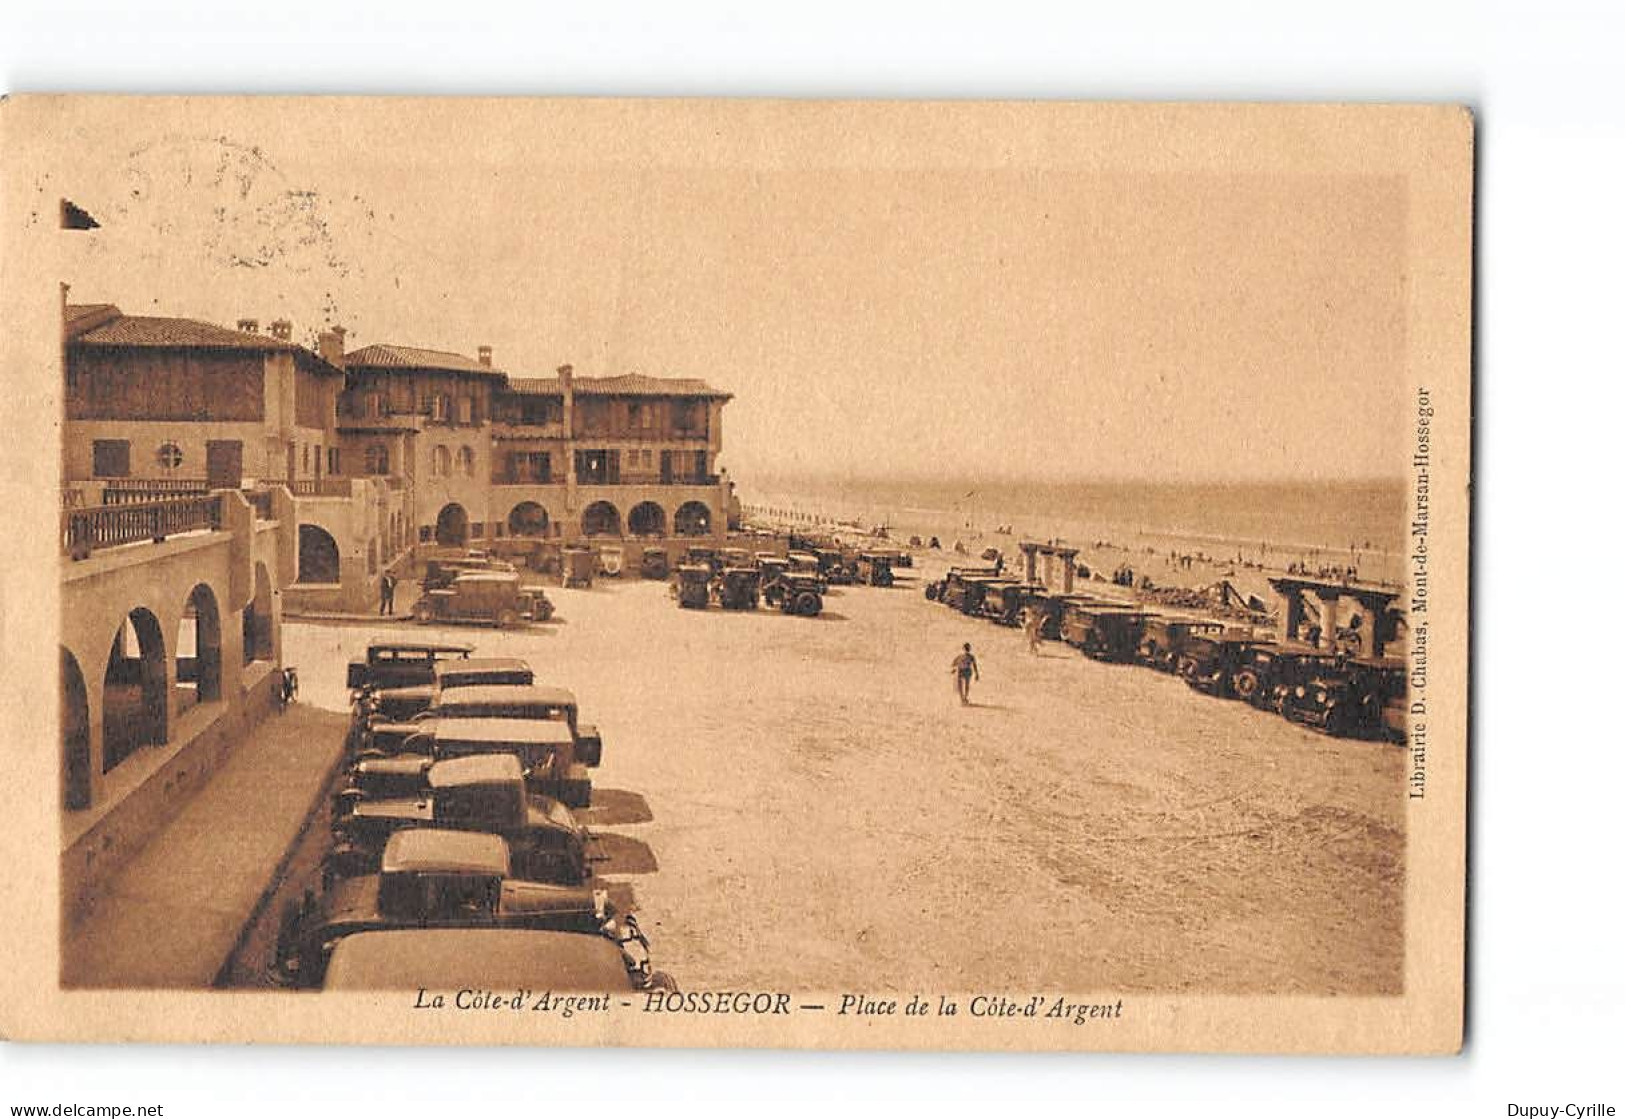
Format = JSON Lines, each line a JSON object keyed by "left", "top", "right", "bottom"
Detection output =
{"left": 344, "top": 343, "right": 504, "bottom": 376}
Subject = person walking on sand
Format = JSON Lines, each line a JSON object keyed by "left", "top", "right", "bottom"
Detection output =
{"left": 950, "top": 643, "right": 980, "bottom": 705}
{"left": 379, "top": 572, "right": 396, "bottom": 616}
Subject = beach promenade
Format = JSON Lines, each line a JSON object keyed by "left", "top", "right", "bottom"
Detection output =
{"left": 282, "top": 552, "right": 1406, "bottom": 996}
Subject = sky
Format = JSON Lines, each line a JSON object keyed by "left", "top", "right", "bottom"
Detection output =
{"left": 33, "top": 99, "right": 1410, "bottom": 484}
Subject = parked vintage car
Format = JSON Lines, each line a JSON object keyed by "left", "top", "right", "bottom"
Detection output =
{"left": 361, "top": 657, "right": 536, "bottom": 725}
{"left": 681, "top": 546, "right": 723, "bottom": 576}
{"left": 412, "top": 571, "right": 554, "bottom": 628}
{"left": 346, "top": 640, "right": 475, "bottom": 693}
{"left": 713, "top": 566, "right": 761, "bottom": 610}
{"left": 561, "top": 546, "right": 595, "bottom": 589}
{"left": 345, "top": 719, "right": 591, "bottom": 807}
{"left": 275, "top": 829, "right": 653, "bottom": 989}
{"left": 757, "top": 556, "right": 791, "bottom": 606}
{"left": 640, "top": 548, "right": 670, "bottom": 580}
{"left": 1178, "top": 631, "right": 1272, "bottom": 697}
{"left": 854, "top": 551, "right": 895, "bottom": 588}
{"left": 320, "top": 926, "right": 667, "bottom": 992}
{"left": 981, "top": 581, "right": 1046, "bottom": 626}
{"left": 376, "top": 683, "right": 604, "bottom": 767}
{"left": 422, "top": 555, "right": 517, "bottom": 592}
{"left": 1280, "top": 655, "right": 1407, "bottom": 740}
{"left": 810, "top": 547, "right": 856, "bottom": 585}
{"left": 773, "top": 572, "right": 824, "bottom": 617}
{"left": 672, "top": 564, "right": 713, "bottom": 609}
{"left": 1135, "top": 616, "right": 1227, "bottom": 674}
{"left": 1242, "top": 646, "right": 1348, "bottom": 711}
{"left": 327, "top": 754, "right": 590, "bottom": 886}
{"left": 1058, "top": 602, "right": 1151, "bottom": 661}
{"left": 924, "top": 565, "right": 1000, "bottom": 605}
{"left": 597, "top": 544, "right": 625, "bottom": 577}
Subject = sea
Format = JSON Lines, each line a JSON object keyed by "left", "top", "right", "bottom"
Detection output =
{"left": 738, "top": 475, "right": 1408, "bottom": 587}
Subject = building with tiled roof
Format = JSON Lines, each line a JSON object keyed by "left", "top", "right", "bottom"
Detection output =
{"left": 337, "top": 343, "right": 733, "bottom": 555}
{"left": 63, "top": 303, "right": 346, "bottom": 491}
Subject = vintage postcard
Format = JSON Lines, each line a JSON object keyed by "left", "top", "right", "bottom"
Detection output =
{"left": 0, "top": 96, "right": 1470, "bottom": 1052}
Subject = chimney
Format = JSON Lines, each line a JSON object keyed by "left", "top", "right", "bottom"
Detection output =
{"left": 557, "top": 363, "right": 573, "bottom": 390}
{"left": 269, "top": 319, "right": 293, "bottom": 341}
{"left": 237, "top": 318, "right": 260, "bottom": 334}
{"left": 317, "top": 325, "right": 348, "bottom": 369}
{"left": 477, "top": 345, "right": 493, "bottom": 368}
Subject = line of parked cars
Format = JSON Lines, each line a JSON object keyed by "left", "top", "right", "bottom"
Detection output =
{"left": 925, "top": 567, "right": 1407, "bottom": 743}
{"left": 268, "top": 639, "right": 674, "bottom": 993}
{"left": 669, "top": 541, "right": 907, "bottom": 618}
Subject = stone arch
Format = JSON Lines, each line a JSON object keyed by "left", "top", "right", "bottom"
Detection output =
{"left": 627, "top": 501, "right": 667, "bottom": 537}
{"left": 435, "top": 503, "right": 469, "bottom": 547}
{"left": 61, "top": 648, "right": 91, "bottom": 811}
{"left": 507, "top": 501, "right": 550, "bottom": 537}
{"left": 581, "top": 501, "right": 622, "bottom": 538}
{"left": 177, "top": 583, "right": 223, "bottom": 709}
{"left": 244, "top": 561, "right": 274, "bottom": 664}
{"left": 674, "top": 500, "right": 713, "bottom": 537}
{"left": 297, "top": 523, "right": 341, "bottom": 584}
{"left": 102, "top": 607, "right": 167, "bottom": 774}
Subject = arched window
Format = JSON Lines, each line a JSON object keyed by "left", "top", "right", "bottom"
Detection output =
{"left": 674, "top": 501, "right": 713, "bottom": 537}
{"left": 297, "top": 524, "right": 341, "bottom": 584}
{"left": 457, "top": 445, "right": 475, "bottom": 476}
{"left": 508, "top": 502, "right": 549, "bottom": 537}
{"left": 432, "top": 445, "right": 451, "bottom": 477}
{"left": 364, "top": 443, "right": 390, "bottom": 475}
{"left": 581, "top": 501, "right": 622, "bottom": 538}
{"left": 628, "top": 501, "right": 666, "bottom": 537}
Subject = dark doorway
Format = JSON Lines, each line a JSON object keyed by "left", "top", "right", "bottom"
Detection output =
{"left": 435, "top": 504, "right": 470, "bottom": 547}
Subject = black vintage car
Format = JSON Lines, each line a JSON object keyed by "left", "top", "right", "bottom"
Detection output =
{"left": 672, "top": 564, "right": 713, "bottom": 609}
{"left": 275, "top": 829, "right": 655, "bottom": 989}
{"left": 422, "top": 554, "right": 517, "bottom": 592}
{"left": 389, "top": 683, "right": 604, "bottom": 767}
{"left": 811, "top": 547, "right": 856, "bottom": 586}
{"left": 1280, "top": 656, "right": 1407, "bottom": 740}
{"left": 346, "top": 640, "right": 475, "bottom": 693}
{"left": 854, "top": 551, "right": 895, "bottom": 588}
{"left": 1135, "top": 616, "right": 1226, "bottom": 673}
{"left": 320, "top": 926, "right": 666, "bottom": 993}
{"left": 1248, "top": 646, "right": 1350, "bottom": 711}
{"left": 640, "top": 548, "right": 670, "bottom": 580}
{"left": 361, "top": 657, "right": 536, "bottom": 725}
{"left": 327, "top": 754, "right": 590, "bottom": 886}
{"left": 713, "top": 566, "right": 762, "bottom": 610}
{"left": 758, "top": 556, "right": 791, "bottom": 605}
{"left": 925, "top": 566, "right": 1000, "bottom": 606}
{"left": 348, "top": 717, "right": 591, "bottom": 807}
{"left": 1058, "top": 603, "right": 1150, "bottom": 661}
{"left": 980, "top": 581, "right": 1047, "bottom": 626}
{"left": 1179, "top": 631, "right": 1274, "bottom": 697}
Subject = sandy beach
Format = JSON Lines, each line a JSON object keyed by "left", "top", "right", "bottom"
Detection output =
{"left": 286, "top": 548, "right": 1404, "bottom": 996}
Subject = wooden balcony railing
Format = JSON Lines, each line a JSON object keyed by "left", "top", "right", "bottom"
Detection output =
{"left": 286, "top": 478, "right": 353, "bottom": 497}
{"left": 100, "top": 478, "right": 211, "bottom": 505}
{"left": 62, "top": 494, "right": 224, "bottom": 558}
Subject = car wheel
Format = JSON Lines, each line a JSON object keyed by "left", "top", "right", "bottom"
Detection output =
{"left": 1233, "top": 668, "right": 1261, "bottom": 701}
{"left": 498, "top": 609, "right": 518, "bottom": 628}
{"left": 795, "top": 591, "right": 822, "bottom": 616}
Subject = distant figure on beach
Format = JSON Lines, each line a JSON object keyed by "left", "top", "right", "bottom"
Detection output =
{"left": 378, "top": 572, "right": 397, "bottom": 616}
{"left": 929, "top": 536, "right": 941, "bottom": 549}
{"left": 950, "top": 643, "right": 980, "bottom": 705}
{"left": 1024, "top": 608, "right": 1043, "bottom": 655}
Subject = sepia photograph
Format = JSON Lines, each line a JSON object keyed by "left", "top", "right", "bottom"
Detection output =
{"left": 1, "top": 95, "right": 1471, "bottom": 1053}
